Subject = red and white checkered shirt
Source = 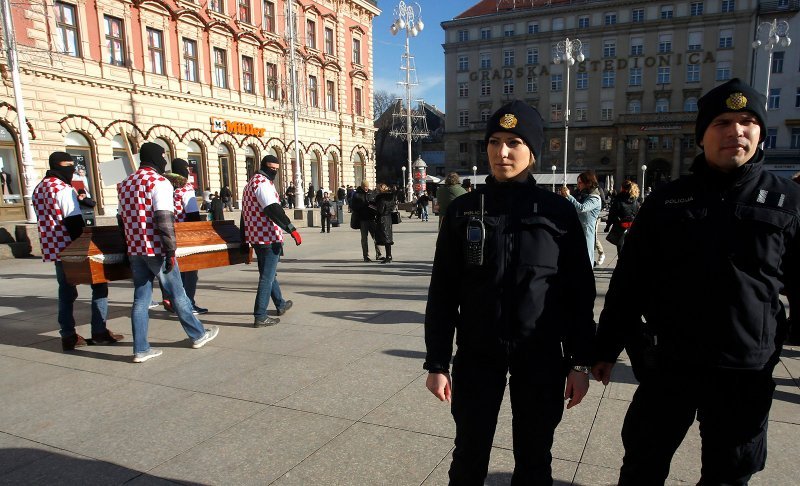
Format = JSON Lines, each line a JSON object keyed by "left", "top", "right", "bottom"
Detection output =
{"left": 173, "top": 183, "right": 195, "bottom": 222}
{"left": 242, "top": 173, "right": 283, "bottom": 245}
{"left": 118, "top": 167, "right": 174, "bottom": 256}
{"left": 33, "top": 176, "right": 80, "bottom": 262}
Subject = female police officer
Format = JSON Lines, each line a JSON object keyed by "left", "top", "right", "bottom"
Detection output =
{"left": 424, "top": 101, "right": 596, "bottom": 485}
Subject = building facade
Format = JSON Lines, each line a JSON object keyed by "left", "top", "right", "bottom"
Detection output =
{"left": 0, "top": 0, "right": 379, "bottom": 221}
{"left": 442, "top": 0, "right": 797, "bottom": 189}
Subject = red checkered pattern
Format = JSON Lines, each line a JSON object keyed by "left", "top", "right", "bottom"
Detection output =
{"left": 118, "top": 167, "right": 168, "bottom": 256}
{"left": 242, "top": 173, "right": 283, "bottom": 245}
{"left": 33, "top": 177, "right": 72, "bottom": 262}
{"left": 173, "top": 183, "right": 193, "bottom": 222}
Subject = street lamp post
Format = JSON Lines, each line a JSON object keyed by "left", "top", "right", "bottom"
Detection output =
{"left": 752, "top": 19, "right": 791, "bottom": 109}
{"left": 551, "top": 165, "right": 557, "bottom": 192}
{"left": 553, "top": 38, "right": 585, "bottom": 187}
{"left": 390, "top": 1, "right": 424, "bottom": 203}
{"left": 401, "top": 166, "right": 407, "bottom": 200}
{"left": 641, "top": 164, "right": 647, "bottom": 196}
{"left": 472, "top": 165, "right": 477, "bottom": 188}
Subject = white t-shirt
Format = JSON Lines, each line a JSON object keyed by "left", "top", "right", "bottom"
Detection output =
{"left": 56, "top": 185, "right": 81, "bottom": 218}
{"left": 255, "top": 179, "right": 279, "bottom": 209}
{"left": 152, "top": 178, "right": 175, "bottom": 213}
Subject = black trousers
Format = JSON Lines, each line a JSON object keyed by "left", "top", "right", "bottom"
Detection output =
{"left": 619, "top": 366, "right": 776, "bottom": 486}
{"left": 321, "top": 215, "right": 331, "bottom": 232}
{"left": 448, "top": 348, "right": 566, "bottom": 486}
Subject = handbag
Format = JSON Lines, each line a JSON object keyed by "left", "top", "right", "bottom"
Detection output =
{"left": 350, "top": 211, "right": 361, "bottom": 230}
{"left": 606, "top": 225, "right": 626, "bottom": 246}
{"left": 391, "top": 210, "right": 402, "bottom": 225}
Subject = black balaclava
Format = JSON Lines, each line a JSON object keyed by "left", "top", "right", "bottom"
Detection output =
{"left": 171, "top": 158, "right": 190, "bottom": 178}
{"left": 260, "top": 154, "right": 279, "bottom": 180}
{"left": 48, "top": 151, "right": 75, "bottom": 184}
{"left": 139, "top": 142, "right": 167, "bottom": 174}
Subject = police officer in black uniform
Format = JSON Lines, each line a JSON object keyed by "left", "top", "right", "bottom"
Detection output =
{"left": 424, "top": 101, "right": 596, "bottom": 485}
{"left": 593, "top": 78, "right": 800, "bottom": 485}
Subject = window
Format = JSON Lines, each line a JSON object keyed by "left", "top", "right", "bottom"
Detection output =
{"left": 575, "top": 103, "right": 587, "bottom": 121}
{"left": 458, "top": 82, "right": 468, "bottom": 98}
{"left": 458, "top": 55, "right": 469, "bottom": 71}
{"left": 352, "top": 38, "right": 361, "bottom": 64}
{"left": 527, "top": 48, "right": 539, "bottom": 65}
{"left": 721, "top": 0, "right": 735, "bottom": 13}
{"left": 210, "top": 0, "right": 224, "bottom": 14}
{"left": 630, "top": 37, "right": 643, "bottom": 56}
{"left": 326, "top": 80, "right": 336, "bottom": 111}
{"left": 480, "top": 109, "right": 491, "bottom": 122}
{"left": 629, "top": 67, "right": 642, "bottom": 86}
{"left": 574, "top": 137, "right": 586, "bottom": 151}
{"left": 503, "top": 24, "right": 514, "bottom": 37}
{"left": 324, "top": 27, "right": 334, "bottom": 55}
{"left": 768, "top": 88, "right": 781, "bottom": 110}
{"left": 628, "top": 99, "right": 642, "bottom": 113}
{"left": 791, "top": 128, "right": 800, "bottom": 149}
{"left": 603, "top": 40, "right": 616, "bottom": 58}
{"left": 308, "top": 75, "right": 318, "bottom": 107}
{"left": 263, "top": 1, "right": 275, "bottom": 32}
{"left": 242, "top": 56, "right": 254, "bottom": 93}
{"left": 306, "top": 19, "right": 316, "bottom": 49}
{"left": 266, "top": 62, "right": 277, "bottom": 99}
{"left": 578, "top": 16, "right": 589, "bottom": 28}
{"left": 458, "top": 30, "right": 469, "bottom": 42}
{"left": 718, "top": 29, "right": 733, "bottom": 48}
{"left": 690, "top": 2, "right": 703, "bottom": 16}
{"left": 55, "top": 2, "right": 80, "bottom": 57}
{"left": 526, "top": 77, "right": 537, "bottom": 93}
{"left": 602, "top": 70, "right": 615, "bottom": 88}
{"left": 239, "top": 0, "right": 251, "bottom": 23}
{"left": 550, "top": 103, "right": 563, "bottom": 122}
{"left": 481, "top": 79, "right": 491, "bottom": 96}
{"left": 686, "top": 63, "right": 700, "bottom": 82}
{"left": 480, "top": 52, "right": 491, "bottom": 69}
{"left": 601, "top": 102, "right": 613, "bottom": 121}
{"left": 354, "top": 87, "right": 362, "bottom": 115}
{"left": 688, "top": 32, "right": 703, "bottom": 51}
{"left": 604, "top": 13, "right": 617, "bottom": 25}
{"left": 552, "top": 18, "right": 564, "bottom": 30}
{"left": 551, "top": 74, "right": 562, "bottom": 91}
{"left": 662, "top": 137, "right": 673, "bottom": 150}
{"left": 528, "top": 22, "right": 539, "bottom": 34}
{"left": 632, "top": 8, "right": 645, "bottom": 22}
{"left": 657, "top": 66, "right": 671, "bottom": 84}
{"left": 213, "top": 47, "right": 227, "bottom": 88}
{"left": 183, "top": 38, "right": 198, "bottom": 82}
{"left": 765, "top": 128, "right": 777, "bottom": 149}
{"left": 146, "top": 28, "right": 164, "bottom": 75}
{"left": 459, "top": 142, "right": 468, "bottom": 154}
{"left": 576, "top": 72, "right": 588, "bottom": 89}
{"left": 459, "top": 110, "right": 469, "bottom": 127}
{"left": 716, "top": 62, "right": 731, "bottom": 81}
{"left": 656, "top": 98, "right": 669, "bottom": 112}
{"left": 480, "top": 28, "right": 491, "bottom": 40}
{"left": 682, "top": 137, "right": 696, "bottom": 149}
{"left": 600, "top": 137, "right": 613, "bottom": 151}
{"left": 684, "top": 97, "right": 698, "bottom": 111}
{"left": 104, "top": 16, "right": 125, "bottom": 67}
{"left": 503, "top": 78, "right": 514, "bottom": 95}
{"left": 660, "top": 5, "right": 673, "bottom": 19}
{"left": 659, "top": 34, "right": 672, "bottom": 53}
{"left": 772, "top": 52, "right": 784, "bottom": 73}
{"left": 504, "top": 49, "right": 515, "bottom": 67}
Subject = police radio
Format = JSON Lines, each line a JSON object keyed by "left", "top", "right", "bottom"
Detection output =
{"left": 465, "top": 194, "right": 485, "bottom": 266}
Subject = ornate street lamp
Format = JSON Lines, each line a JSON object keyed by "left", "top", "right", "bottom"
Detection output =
{"left": 551, "top": 164, "right": 557, "bottom": 192}
{"left": 401, "top": 165, "right": 406, "bottom": 201}
{"left": 752, "top": 19, "right": 791, "bottom": 109}
{"left": 472, "top": 165, "right": 477, "bottom": 187}
{"left": 641, "top": 164, "right": 648, "bottom": 196}
{"left": 553, "top": 38, "right": 585, "bottom": 188}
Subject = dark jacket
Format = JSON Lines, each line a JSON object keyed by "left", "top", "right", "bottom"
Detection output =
{"left": 374, "top": 191, "right": 395, "bottom": 245}
{"left": 320, "top": 199, "right": 332, "bottom": 217}
{"left": 606, "top": 192, "right": 640, "bottom": 228}
{"left": 437, "top": 184, "right": 467, "bottom": 218}
{"left": 424, "top": 174, "right": 596, "bottom": 373}
{"left": 351, "top": 187, "right": 377, "bottom": 221}
{"left": 209, "top": 197, "right": 224, "bottom": 221}
{"left": 597, "top": 149, "right": 800, "bottom": 373}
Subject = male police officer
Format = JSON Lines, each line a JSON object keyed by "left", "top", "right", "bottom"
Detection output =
{"left": 593, "top": 79, "right": 800, "bottom": 484}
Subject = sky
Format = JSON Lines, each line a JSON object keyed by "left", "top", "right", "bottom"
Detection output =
{"left": 372, "top": 1, "right": 478, "bottom": 113}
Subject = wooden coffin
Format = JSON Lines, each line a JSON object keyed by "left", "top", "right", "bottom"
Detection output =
{"left": 60, "top": 220, "right": 251, "bottom": 285}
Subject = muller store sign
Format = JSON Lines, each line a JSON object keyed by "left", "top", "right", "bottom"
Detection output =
{"left": 211, "top": 117, "right": 266, "bottom": 137}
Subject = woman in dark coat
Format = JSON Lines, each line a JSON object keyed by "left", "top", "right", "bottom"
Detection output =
{"left": 374, "top": 183, "right": 396, "bottom": 264}
{"left": 605, "top": 180, "right": 640, "bottom": 251}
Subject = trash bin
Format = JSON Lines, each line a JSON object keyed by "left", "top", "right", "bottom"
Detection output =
{"left": 332, "top": 202, "right": 343, "bottom": 227}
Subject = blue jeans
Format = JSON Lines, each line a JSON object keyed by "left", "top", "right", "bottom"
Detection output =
{"left": 421, "top": 205, "right": 428, "bottom": 221}
{"left": 162, "top": 271, "right": 199, "bottom": 305}
{"left": 54, "top": 261, "right": 108, "bottom": 337}
{"left": 129, "top": 255, "right": 205, "bottom": 354}
{"left": 253, "top": 243, "right": 286, "bottom": 320}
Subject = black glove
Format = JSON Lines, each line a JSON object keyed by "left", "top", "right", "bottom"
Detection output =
{"left": 164, "top": 251, "right": 177, "bottom": 274}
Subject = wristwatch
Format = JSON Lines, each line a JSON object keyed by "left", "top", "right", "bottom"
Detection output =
{"left": 571, "top": 365, "right": 591, "bottom": 374}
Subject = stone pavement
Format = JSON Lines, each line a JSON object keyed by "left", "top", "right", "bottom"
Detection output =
{"left": 0, "top": 216, "right": 798, "bottom": 485}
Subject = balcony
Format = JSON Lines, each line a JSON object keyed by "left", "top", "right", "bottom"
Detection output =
{"left": 759, "top": 0, "right": 800, "bottom": 14}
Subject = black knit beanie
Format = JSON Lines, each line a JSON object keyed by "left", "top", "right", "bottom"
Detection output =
{"left": 171, "top": 158, "right": 190, "bottom": 178}
{"left": 484, "top": 100, "right": 544, "bottom": 158}
{"left": 696, "top": 78, "right": 767, "bottom": 145}
{"left": 48, "top": 151, "right": 73, "bottom": 169}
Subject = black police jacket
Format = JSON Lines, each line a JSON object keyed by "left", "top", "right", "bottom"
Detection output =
{"left": 424, "top": 174, "right": 596, "bottom": 372}
{"left": 596, "top": 149, "right": 800, "bottom": 371}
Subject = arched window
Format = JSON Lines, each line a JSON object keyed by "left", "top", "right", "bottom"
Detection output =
{"left": 187, "top": 140, "right": 205, "bottom": 195}
{"left": 684, "top": 97, "right": 698, "bottom": 112}
{"left": 353, "top": 152, "right": 365, "bottom": 185}
{"left": 656, "top": 98, "right": 669, "bottom": 113}
{"left": 65, "top": 131, "right": 96, "bottom": 198}
{"left": 0, "top": 123, "right": 22, "bottom": 209}
{"left": 627, "top": 100, "right": 641, "bottom": 114}
{"left": 244, "top": 144, "right": 259, "bottom": 181}
{"left": 327, "top": 152, "right": 338, "bottom": 192}
{"left": 111, "top": 134, "right": 136, "bottom": 176}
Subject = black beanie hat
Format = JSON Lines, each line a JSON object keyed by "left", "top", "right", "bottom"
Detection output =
{"left": 171, "top": 158, "right": 189, "bottom": 178}
{"left": 484, "top": 100, "right": 544, "bottom": 158}
{"left": 696, "top": 78, "right": 767, "bottom": 145}
{"left": 139, "top": 142, "right": 165, "bottom": 163}
{"left": 261, "top": 154, "right": 279, "bottom": 165}
{"left": 48, "top": 151, "right": 73, "bottom": 169}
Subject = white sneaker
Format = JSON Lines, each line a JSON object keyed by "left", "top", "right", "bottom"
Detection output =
{"left": 133, "top": 348, "right": 163, "bottom": 363}
{"left": 597, "top": 253, "right": 606, "bottom": 265}
{"left": 192, "top": 326, "right": 219, "bottom": 349}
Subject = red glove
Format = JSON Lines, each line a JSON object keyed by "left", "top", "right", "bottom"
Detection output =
{"left": 290, "top": 230, "right": 302, "bottom": 245}
{"left": 164, "top": 251, "right": 177, "bottom": 274}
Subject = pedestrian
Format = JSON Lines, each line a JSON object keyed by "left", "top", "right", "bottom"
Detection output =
{"left": 593, "top": 78, "right": 800, "bottom": 484}
{"left": 461, "top": 179, "right": 472, "bottom": 193}
{"left": 306, "top": 184, "right": 315, "bottom": 208}
{"left": 33, "top": 151, "right": 124, "bottom": 351}
{"left": 241, "top": 154, "right": 300, "bottom": 327}
{"left": 315, "top": 187, "right": 323, "bottom": 208}
{"left": 350, "top": 180, "right": 382, "bottom": 262}
{"left": 436, "top": 172, "right": 467, "bottom": 228}
{"left": 202, "top": 187, "right": 212, "bottom": 210}
{"left": 559, "top": 171, "right": 602, "bottom": 266}
{"left": 161, "top": 159, "right": 207, "bottom": 315}
{"left": 337, "top": 185, "right": 346, "bottom": 204}
{"left": 374, "top": 183, "right": 396, "bottom": 263}
{"left": 285, "top": 183, "right": 295, "bottom": 209}
{"left": 118, "top": 142, "right": 218, "bottom": 363}
{"left": 220, "top": 185, "right": 233, "bottom": 211}
{"left": 425, "top": 100, "right": 595, "bottom": 483}
{"left": 417, "top": 191, "right": 430, "bottom": 222}
{"left": 604, "top": 180, "right": 640, "bottom": 253}
{"left": 320, "top": 192, "right": 332, "bottom": 233}
{"left": 346, "top": 185, "right": 355, "bottom": 211}
{"left": 209, "top": 192, "right": 224, "bottom": 221}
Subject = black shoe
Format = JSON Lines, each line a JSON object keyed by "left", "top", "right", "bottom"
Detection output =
{"left": 380, "top": 257, "right": 393, "bottom": 264}
{"left": 91, "top": 330, "right": 124, "bottom": 344}
{"left": 254, "top": 316, "right": 280, "bottom": 327}
{"left": 363, "top": 256, "right": 371, "bottom": 262}
{"left": 277, "top": 300, "right": 293, "bottom": 316}
{"left": 321, "top": 230, "right": 325, "bottom": 233}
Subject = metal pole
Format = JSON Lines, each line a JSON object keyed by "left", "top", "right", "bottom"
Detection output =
{"left": 1, "top": 0, "right": 35, "bottom": 222}
{"left": 563, "top": 56, "right": 569, "bottom": 187}
{"left": 764, "top": 48, "right": 773, "bottom": 110}
{"left": 405, "top": 34, "right": 413, "bottom": 202}
{"left": 287, "top": 0, "right": 304, "bottom": 208}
